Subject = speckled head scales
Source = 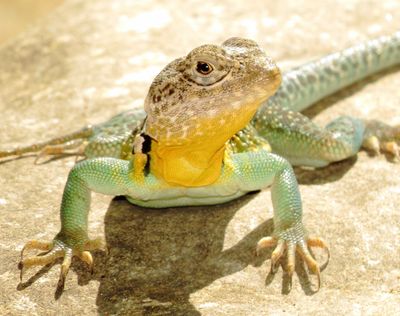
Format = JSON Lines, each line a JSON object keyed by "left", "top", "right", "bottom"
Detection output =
{"left": 144, "top": 37, "right": 281, "bottom": 146}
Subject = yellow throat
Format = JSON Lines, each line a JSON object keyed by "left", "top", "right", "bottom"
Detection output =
{"left": 143, "top": 37, "right": 281, "bottom": 187}
{"left": 149, "top": 104, "right": 260, "bottom": 187}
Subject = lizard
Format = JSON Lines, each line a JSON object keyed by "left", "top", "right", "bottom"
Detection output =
{"left": 1, "top": 33, "right": 400, "bottom": 292}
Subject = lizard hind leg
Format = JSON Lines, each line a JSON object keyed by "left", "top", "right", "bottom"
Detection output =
{"left": 362, "top": 120, "right": 400, "bottom": 161}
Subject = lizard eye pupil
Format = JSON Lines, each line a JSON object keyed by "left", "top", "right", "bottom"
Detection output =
{"left": 196, "top": 61, "right": 213, "bottom": 75}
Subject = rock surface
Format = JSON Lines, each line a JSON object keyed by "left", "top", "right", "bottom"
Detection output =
{"left": 0, "top": 0, "right": 399, "bottom": 315}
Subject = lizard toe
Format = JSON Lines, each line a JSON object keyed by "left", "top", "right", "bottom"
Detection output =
{"left": 381, "top": 141, "right": 400, "bottom": 161}
{"left": 34, "top": 140, "right": 86, "bottom": 165}
{"left": 19, "top": 240, "right": 63, "bottom": 280}
{"left": 363, "top": 120, "right": 400, "bottom": 160}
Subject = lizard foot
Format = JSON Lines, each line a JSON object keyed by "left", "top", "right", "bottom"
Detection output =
{"left": 34, "top": 140, "right": 86, "bottom": 164}
{"left": 19, "top": 237, "right": 104, "bottom": 288}
{"left": 0, "top": 126, "right": 92, "bottom": 162}
{"left": 256, "top": 232, "right": 329, "bottom": 291}
{"left": 363, "top": 120, "right": 400, "bottom": 161}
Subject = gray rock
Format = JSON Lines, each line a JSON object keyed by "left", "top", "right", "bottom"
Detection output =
{"left": 0, "top": 0, "right": 399, "bottom": 315}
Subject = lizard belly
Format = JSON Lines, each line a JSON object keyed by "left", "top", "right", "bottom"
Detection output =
{"left": 125, "top": 176, "right": 248, "bottom": 208}
{"left": 126, "top": 190, "right": 247, "bottom": 208}
{"left": 124, "top": 150, "right": 273, "bottom": 208}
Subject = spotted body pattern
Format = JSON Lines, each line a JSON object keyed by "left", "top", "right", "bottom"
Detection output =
{"left": 4, "top": 33, "right": 400, "bottom": 293}
{"left": 252, "top": 32, "right": 400, "bottom": 166}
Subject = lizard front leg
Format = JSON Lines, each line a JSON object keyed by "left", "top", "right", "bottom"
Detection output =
{"left": 235, "top": 151, "right": 329, "bottom": 289}
{"left": 19, "top": 157, "right": 135, "bottom": 287}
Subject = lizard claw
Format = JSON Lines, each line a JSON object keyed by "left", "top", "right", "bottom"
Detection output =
{"left": 256, "top": 234, "right": 329, "bottom": 291}
{"left": 58, "top": 248, "right": 72, "bottom": 288}
{"left": 19, "top": 237, "right": 104, "bottom": 286}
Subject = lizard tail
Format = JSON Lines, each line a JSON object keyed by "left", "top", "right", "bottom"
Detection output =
{"left": 263, "top": 31, "right": 400, "bottom": 113}
{"left": 0, "top": 126, "right": 93, "bottom": 159}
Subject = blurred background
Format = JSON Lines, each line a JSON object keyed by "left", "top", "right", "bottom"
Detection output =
{"left": 0, "top": 0, "right": 64, "bottom": 44}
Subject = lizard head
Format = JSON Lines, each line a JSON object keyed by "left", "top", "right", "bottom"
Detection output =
{"left": 143, "top": 38, "right": 281, "bottom": 186}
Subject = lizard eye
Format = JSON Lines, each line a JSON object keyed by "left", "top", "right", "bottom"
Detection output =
{"left": 180, "top": 50, "right": 231, "bottom": 86}
{"left": 196, "top": 61, "right": 213, "bottom": 75}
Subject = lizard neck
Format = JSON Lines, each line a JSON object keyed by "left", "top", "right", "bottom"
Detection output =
{"left": 147, "top": 102, "right": 262, "bottom": 187}
{"left": 149, "top": 138, "right": 226, "bottom": 187}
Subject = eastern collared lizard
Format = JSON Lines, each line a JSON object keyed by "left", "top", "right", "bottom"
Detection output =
{"left": 1, "top": 33, "right": 399, "bottom": 292}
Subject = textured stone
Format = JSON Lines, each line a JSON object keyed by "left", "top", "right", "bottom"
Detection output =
{"left": 0, "top": 0, "right": 399, "bottom": 315}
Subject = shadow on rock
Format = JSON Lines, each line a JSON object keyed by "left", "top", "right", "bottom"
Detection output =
{"left": 17, "top": 190, "right": 326, "bottom": 310}
{"left": 294, "top": 156, "right": 357, "bottom": 185}
{"left": 91, "top": 194, "right": 273, "bottom": 315}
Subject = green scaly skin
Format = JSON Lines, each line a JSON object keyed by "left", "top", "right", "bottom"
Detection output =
{"left": 9, "top": 32, "right": 400, "bottom": 291}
